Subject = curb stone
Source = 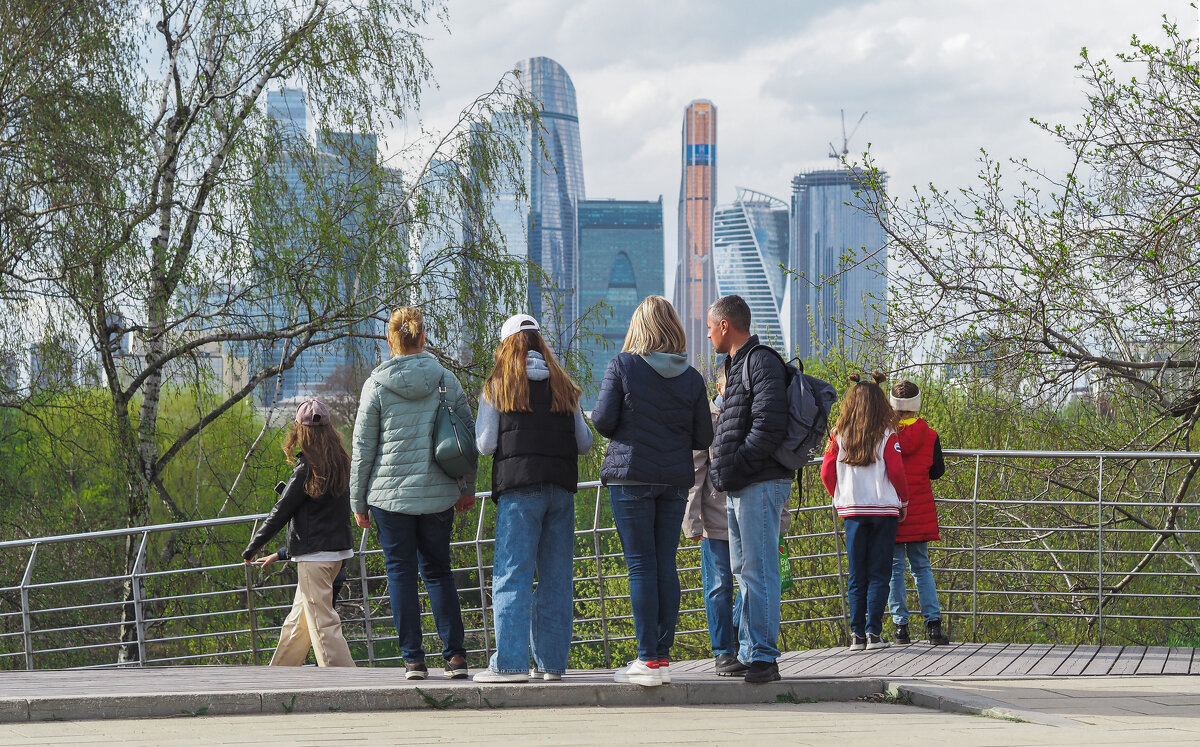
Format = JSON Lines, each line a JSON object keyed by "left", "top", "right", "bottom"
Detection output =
{"left": 888, "top": 682, "right": 1082, "bottom": 728}
{"left": 0, "top": 678, "right": 886, "bottom": 723}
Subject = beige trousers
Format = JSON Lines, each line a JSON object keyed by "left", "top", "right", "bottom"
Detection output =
{"left": 269, "top": 559, "right": 356, "bottom": 667}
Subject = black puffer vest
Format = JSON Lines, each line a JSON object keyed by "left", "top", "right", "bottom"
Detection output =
{"left": 491, "top": 379, "right": 579, "bottom": 498}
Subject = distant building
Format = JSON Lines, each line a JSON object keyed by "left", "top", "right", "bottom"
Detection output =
{"left": 576, "top": 198, "right": 665, "bottom": 408}
{"left": 673, "top": 100, "right": 718, "bottom": 374}
{"left": 788, "top": 168, "right": 888, "bottom": 361}
{"left": 713, "top": 189, "right": 790, "bottom": 353}
{"left": 251, "top": 88, "right": 385, "bottom": 406}
{"left": 490, "top": 58, "right": 586, "bottom": 352}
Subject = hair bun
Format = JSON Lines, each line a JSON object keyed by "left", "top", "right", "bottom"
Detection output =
{"left": 848, "top": 373, "right": 862, "bottom": 384}
{"left": 872, "top": 371, "right": 887, "bottom": 385}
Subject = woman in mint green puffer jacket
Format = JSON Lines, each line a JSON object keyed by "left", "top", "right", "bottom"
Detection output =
{"left": 350, "top": 306, "right": 477, "bottom": 680}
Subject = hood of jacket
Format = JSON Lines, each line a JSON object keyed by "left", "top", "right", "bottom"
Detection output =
{"left": 526, "top": 350, "right": 550, "bottom": 381}
{"left": 640, "top": 352, "right": 690, "bottom": 379}
{"left": 370, "top": 351, "right": 443, "bottom": 400}
{"left": 897, "top": 417, "right": 933, "bottom": 454}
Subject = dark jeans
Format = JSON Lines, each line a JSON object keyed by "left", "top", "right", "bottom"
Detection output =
{"left": 609, "top": 484, "right": 688, "bottom": 662}
{"left": 370, "top": 505, "right": 465, "bottom": 663}
{"left": 843, "top": 515, "right": 898, "bottom": 637}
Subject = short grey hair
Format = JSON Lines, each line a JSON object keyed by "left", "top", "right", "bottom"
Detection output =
{"left": 708, "top": 295, "right": 751, "bottom": 332}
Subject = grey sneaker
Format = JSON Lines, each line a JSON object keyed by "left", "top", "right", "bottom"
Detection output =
{"left": 530, "top": 667, "right": 563, "bottom": 681}
{"left": 444, "top": 655, "right": 468, "bottom": 679}
{"left": 404, "top": 661, "right": 428, "bottom": 680}
{"left": 866, "top": 633, "right": 891, "bottom": 651}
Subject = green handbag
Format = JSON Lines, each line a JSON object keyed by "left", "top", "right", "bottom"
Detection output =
{"left": 432, "top": 373, "right": 477, "bottom": 479}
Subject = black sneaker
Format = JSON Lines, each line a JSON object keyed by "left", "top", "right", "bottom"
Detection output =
{"left": 866, "top": 633, "right": 891, "bottom": 651}
{"left": 744, "top": 660, "right": 781, "bottom": 684}
{"left": 404, "top": 661, "right": 428, "bottom": 680}
{"left": 715, "top": 653, "right": 749, "bottom": 677}
{"left": 849, "top": 633, "right": 867, "bottom": 651}
{"left": 927, "top": 619, "right": 950, "bottom": 645}
{"left": 444, "top": 655, "right": 468, "bottom": 679}
{"left": 895, "top": 623, "right": 911, "bottom": 645}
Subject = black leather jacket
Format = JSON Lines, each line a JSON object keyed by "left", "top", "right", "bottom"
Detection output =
{"left": 243, "top": 454, "right": 353, "bottom": 560}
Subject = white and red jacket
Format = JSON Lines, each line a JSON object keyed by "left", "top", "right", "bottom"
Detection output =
{"left": 820, "top": 431, "right": 910, "bottom": 518}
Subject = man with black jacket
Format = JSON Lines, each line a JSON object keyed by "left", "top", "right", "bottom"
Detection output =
{"left": 706, "top": 295, "right": 792, "bottom": 683}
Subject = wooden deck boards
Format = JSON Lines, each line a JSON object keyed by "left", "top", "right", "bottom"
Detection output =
{"left": 768, "top": 643, "right": 1198, "bottom": 679}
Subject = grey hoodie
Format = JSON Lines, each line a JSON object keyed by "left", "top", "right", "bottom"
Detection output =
{"left": 475, "top": 350, "right": 593, "bottom": 457}
{"left": 350, "top": 351, "right": 476, "bottom": 515}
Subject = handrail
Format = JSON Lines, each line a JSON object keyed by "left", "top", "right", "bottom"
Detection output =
{"left": 3, "top": 450, "right": 1199, "bottom": 670}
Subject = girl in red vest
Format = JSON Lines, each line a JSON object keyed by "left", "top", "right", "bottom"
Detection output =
{"left": 888, "top": 380, "right": 949, "bottom": 645}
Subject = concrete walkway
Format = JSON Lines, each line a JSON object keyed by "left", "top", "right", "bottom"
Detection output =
{"left": 3, "top": 682, "right": 1200, "bottom": 746}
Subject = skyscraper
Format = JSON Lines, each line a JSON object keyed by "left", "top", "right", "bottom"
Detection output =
{"left": 674, "top": 101, "right": 718, "bottom": 372}
{"left": 253, "top": 88, "right": 382, "bottom": 405}
{"left": 576, "top": 198, "right": 664, "bottom": 408}
{"left": 788, "top": 168, "right": 888, "bottom": 361}
{"left": 712, "top": 189, "right": 790, "bottom": 354}
{"left": 515, "top": 57, "right": 586, "bottom": 351}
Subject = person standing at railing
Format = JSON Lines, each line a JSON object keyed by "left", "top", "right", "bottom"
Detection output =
{"left": 820, "top": 373, "right": 910, "bottom": 652}
{"left": 349, "top": 306, "right": 477, "bottom": 681}
{"left": 888, "top": 380, "right": 950, "bottom": 646}
{"left": 243, "top": 399, "right": 356, "bottom": 667}
{"left": 594, "top": 296, "right": 713, "bottom": 687}
{"left": 471, "top": 314, "right": 593, "bottom": 684}
{"left": 683, "top": 364, "right": 792, "bottom": 677}
{"left": 705, "top": 294, "right": 792, "bottom": 684}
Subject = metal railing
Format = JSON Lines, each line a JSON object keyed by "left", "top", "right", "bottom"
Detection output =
{"left": 1, "top": 449, "right": 1198, "bottom": 670}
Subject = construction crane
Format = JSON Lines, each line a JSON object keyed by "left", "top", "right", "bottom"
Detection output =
{"left": 828, "top": 109, "right": 867, "bottom": 159}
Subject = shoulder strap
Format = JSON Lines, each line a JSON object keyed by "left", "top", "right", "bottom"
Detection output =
{"left": 740, "top": 344, "right": 787, "bottom": 392}
{"left": 437, "top": 373, "right": 448, "bottom": 403}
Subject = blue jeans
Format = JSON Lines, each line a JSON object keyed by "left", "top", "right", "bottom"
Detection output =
{"left": 701, "top": 538, "right": 737, "bottom": 656}
{"left": 488, "top": 484, "right": 576, "bottom": 675}
{"left": 843, "top": 515, "right": 898, "bottom": 637}
{"left": 609, "top": 484, "right": 688, "bottom": 662}
{"left": 727, "top": 477, "right": 792, "bottom": 664}
{"left": 370, "top": 506, "right": 465, "bottom": 663}
{"left": 889, "top": 541, "right": 942, "bottom": 625}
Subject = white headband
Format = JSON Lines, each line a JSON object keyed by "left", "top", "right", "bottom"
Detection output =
{"left": 891, "top": 393, "right": 921, "bottom": 412}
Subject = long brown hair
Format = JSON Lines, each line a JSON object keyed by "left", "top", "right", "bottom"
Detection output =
{"left": 283, "top": 423, "right": 351, "bottom": 497}
{"left": 483, "top": 329, "right": 581, "bottom": 414}
{"left": 831, "top": 371, "right": 896, "bottom": 466}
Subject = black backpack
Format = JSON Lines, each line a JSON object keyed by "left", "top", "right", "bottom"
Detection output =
{"left": 741, "top": 345, "right": 838, "bottom": 469}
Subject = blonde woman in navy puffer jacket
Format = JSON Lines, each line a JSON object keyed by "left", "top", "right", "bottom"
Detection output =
{"left": 592, "top": 295, "right": 712, "bottom": 687}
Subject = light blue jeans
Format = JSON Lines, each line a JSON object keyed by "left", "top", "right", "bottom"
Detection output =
{"left": 488, "top": 484, "right": 576, "bottom": 675}
{"left": 700, "top": 538, "right": 737, "bottom": 656}
{"left": 727, "top": 478, "right": 792, "bottom": 664}
{"left": 888, "top": 541, "right": 942, "bottom": 625}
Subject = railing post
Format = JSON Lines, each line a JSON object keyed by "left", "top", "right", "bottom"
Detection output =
{"left": 358, "top": 527, "right": 376, "bottom": 667}
{"left": 1097, "top": 455, "right": 1104, "bottom": 645}
{"left": 20, "top": 543, "right": 37, "bottom": 671}
{"left": 131, "top": 532, "right": 150, "bottom": 665}
{"left": 830, "top": 501, "right": 848, "bottom": 633}
{"left": 592, "top": 486, "right": 611, "bottom": 668}
{"left": 971, "top": 454, "right": 980, "bottom": 643}
{"left": 474, "top": 497, "right": 492, "bottom": 661}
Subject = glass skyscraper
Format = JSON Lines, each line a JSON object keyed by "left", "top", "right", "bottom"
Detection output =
{"left": 576, "top": 198, "right": 664, "bottom": 408}
{"left": 513, "top": 57, "right": 586, "bottom": 351}
{"left": 673, "top": 100, "right": 718, "bottom": 374}
{"left": 712, "top": 189, "right": 790, "bottom": 353}
{"left": 788, "top": 168, "right": 888, "bottom": 361}
{"left": 252, "top": 87, "right": 382, "bottom": 405}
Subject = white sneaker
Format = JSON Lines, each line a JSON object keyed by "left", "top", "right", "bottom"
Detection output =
{"left": 614, "top": 659, "right": 662, "bottom": 687}
{"left": 658, "top": 660, "right": 671, "bottom": 684}
{"left": 529, "top": 668, "right": 563, "bottom": 682}
{"left": 473, "top": 669, "right": 529, "bottom": 683}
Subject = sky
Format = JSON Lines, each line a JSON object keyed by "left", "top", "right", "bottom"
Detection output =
{"left": 405, "top": 0, "right": 1195, "bottom": 292}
